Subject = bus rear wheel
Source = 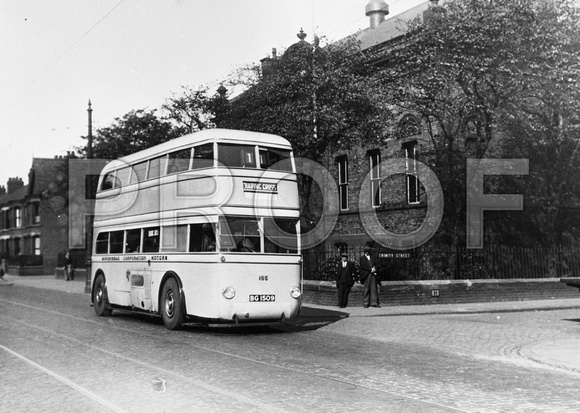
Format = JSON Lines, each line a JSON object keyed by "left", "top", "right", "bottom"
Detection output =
{"left": 161, "top": 278, "right": 184, "bottom": 330}
{"left": 93, "top": 274, "right": 112, "bottom": 316}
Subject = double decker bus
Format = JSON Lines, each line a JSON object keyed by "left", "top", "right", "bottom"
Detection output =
{"left": 90, "top": 129, "right": 302, "bottom": 329}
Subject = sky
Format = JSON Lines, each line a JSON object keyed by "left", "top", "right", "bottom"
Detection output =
{"left": 0, "top": 0, "right": 426, "bottom": 188}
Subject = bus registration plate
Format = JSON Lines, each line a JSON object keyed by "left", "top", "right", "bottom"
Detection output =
{"left": 249, "top": 294, "right": 275, "bottom": 302}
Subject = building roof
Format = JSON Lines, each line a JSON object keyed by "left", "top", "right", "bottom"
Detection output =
{"left": 0, "top": 157, "right": 71, "bottom": 207}
{"left": 29, "top": 157, "right": 69, "bottom": 196}
{"left": 0, "top": 184, "right": 29, "bottom": 206}
{"left": 357, "top": 2, "right": 430, "bottom": 51}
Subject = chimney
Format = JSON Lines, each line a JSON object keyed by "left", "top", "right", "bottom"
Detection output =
{"left": 260, "top": 55, "right": 273, "bottom": 78}
{"left": 0, "top": 186, "right": 5, "bottom": 196}
{"left": 7, "top": 177, "right": 24, "bottom": 194}
{"left": 366, "top": 0, "right": 389, "bottom": 29}
{"left": 423, "top": 0, "right": 441, "bottom": 23}
{"left": 260, "top": 48, "right": 278, "bottom": 79}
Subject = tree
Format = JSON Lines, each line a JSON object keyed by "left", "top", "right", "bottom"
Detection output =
{"left": 223, "top": 34, "right": 388, "bottom": 161}
{"left": 221, "top": 33, "right": 390, "bottom": 225}
{"left": 380, "top": 0, "right": 580, "bottom": 247}
{"left": 80, "top": 109, "right": 181, "bottom": 159}
{"left": 162, "top": 85, "right": 227, "bottom": 134}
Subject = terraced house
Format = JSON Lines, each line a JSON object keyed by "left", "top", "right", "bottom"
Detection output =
{"left": 0, "top": 154, "right": 84, "bottom": 275}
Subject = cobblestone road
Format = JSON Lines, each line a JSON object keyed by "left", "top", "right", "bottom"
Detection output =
{"left": 1, "top": 283, "right": 580, "bottom": 412}
{"left": 316, "top": 309, "right": 580, "bottom": 373}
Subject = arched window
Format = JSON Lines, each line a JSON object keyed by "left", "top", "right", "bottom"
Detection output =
{"left": 398, "top": 114, "right": 421, "bottom": 138}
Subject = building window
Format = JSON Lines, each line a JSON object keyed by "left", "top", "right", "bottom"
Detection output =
{"left": 403, "top": 141, "right": 420, "bottom": 204}
{"left": 368, "top": 150, "right": 381, "bottom": 208}
{"left": 3, "top": 239, "right": 10, "bottom": 257}
{"left": 33, "top": 236, "right": 41, "bottom": 255}
{"left": 399, "top": 114, "right": 421, "bottom": 138}
{"left": 33, "top": 202, "right": 40, "bottom": 224}
{"left": 13, "top": 237, "right": 21, "bottom": 255}
{"left": 15, "top": 207, "right": 22, "bottom": 228}
{"left": 337, "top": 156, "right": 349, "bottom": 211}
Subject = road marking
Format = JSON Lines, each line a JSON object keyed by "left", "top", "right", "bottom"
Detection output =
{"left": 0, "top": 344, "right": 128, "bottom": 413}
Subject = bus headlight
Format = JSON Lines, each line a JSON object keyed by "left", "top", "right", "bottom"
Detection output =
{"left": 222, "top": 286, "right": 236, "bottom": 300}
{"left": 290, "top": 287, "right": 301, "bottom": 299}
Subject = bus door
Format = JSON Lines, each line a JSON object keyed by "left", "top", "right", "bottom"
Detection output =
{"left": 129, "top": 269, "right": 153, "bottom": 311}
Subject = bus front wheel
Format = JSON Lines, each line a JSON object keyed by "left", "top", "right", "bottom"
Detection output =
{"left": 161, "top": 278, "right": 184, "bottom": 330}
{"left": 93, "top": 274, "right": 112, "bottom": 317}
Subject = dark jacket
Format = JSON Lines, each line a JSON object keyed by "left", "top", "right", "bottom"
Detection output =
{"left": 359, "top": 253, "right": 376, "bottom": 283}
{"left": 336, "top": 260, "right": 355, "bottom": 287}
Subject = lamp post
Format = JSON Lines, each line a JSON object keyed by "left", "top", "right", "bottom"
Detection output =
{"left": 84, "top": 100, "right": 94, "bottom": 293}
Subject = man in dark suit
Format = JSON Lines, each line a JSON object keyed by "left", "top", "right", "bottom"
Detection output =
{"left": 359, "top": 246, "right": 380, "bottom": 308}
{"left": 336, "top": 252, "right": 355, "bottom": 308}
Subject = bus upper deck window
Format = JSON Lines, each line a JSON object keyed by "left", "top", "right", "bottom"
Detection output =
{"left": 100, "top": 172, "right": 116, "bottom": 191}
{"left": 132, "top": 161, "right": 148, "bottom": 183}
{"left": 148, "top": 156, "right": 166, "bottom": 179}
{"left": 259, "top": 148, "right": 292, "bottom": 171}
{"left": 167, "top": 148, "right": 192, "bottom": 174}
{"left": 116, "top": 166, "right": 132, "bottom": 187}
{"left": 218, "top": 144, "right": 256, "bottom": 168}
{"left": 192, "top": 144, "right": 214, "bottom": 169}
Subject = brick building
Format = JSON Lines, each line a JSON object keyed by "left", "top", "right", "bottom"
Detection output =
{"left": 0, "top": 154, "right": 88, "bottom": 275}
{"left": 313, "top": 1, "right": 438, "bottom": 251}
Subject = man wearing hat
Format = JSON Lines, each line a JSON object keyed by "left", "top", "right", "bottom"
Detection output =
{"left": 359, "top": 245, "right": 380, "bottom": 308}
{"left": 336, "top": 252, "right": 355, "bottom": 308}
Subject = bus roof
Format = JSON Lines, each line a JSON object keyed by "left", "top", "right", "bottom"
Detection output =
{"left": 107, "top": 129, "right": 292, "bottom": 169}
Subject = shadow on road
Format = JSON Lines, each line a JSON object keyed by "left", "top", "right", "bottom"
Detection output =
{"left": 105, "top": 306, "right": 348, "bottom": 335}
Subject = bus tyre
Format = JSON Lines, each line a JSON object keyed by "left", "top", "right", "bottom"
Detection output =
{"left": 93, "top": 274, "right": 112, "bottom": 317}
{"left": 161, "top": 278, "right": 184, "bottom": 330}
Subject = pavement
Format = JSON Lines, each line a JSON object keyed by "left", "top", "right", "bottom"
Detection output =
{"left": 1, "top": 274, "right": 88, "bottom": 295}
{"left": 3, "top": 273, "right": 580, "bottom": 374}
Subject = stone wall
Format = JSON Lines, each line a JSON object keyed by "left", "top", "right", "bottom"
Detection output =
{"left": 303, "top": 279, "right": 580, "bottom": 307}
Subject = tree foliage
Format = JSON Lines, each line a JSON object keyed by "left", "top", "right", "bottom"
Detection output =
{"left": 219, "top": 34, "right": 390, "bottom": 226}
{"left": 381, "top": 0, "right": 580, "bottom": 246}
{"left": 162, "top": 85, "right": 227, "bottom": 134}
{"left": 80, "top": 109, "right": 181, "bottom": 159}
{"left": 222, "top": 35, "right": 389, "bottom": 162}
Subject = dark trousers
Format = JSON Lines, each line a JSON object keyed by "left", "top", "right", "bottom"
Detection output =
{"left": 337, "top": 283, "right": 352, "bottom": 307}
{"left": 363, "top": 274, "right": 379, "bottom": 307}
{"left": 65, "top": 265, "right": 73, "bottom": 281}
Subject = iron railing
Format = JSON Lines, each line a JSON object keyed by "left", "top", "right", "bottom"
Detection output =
{"left": 302, "top": 245, "right": 580, "bottom": 281}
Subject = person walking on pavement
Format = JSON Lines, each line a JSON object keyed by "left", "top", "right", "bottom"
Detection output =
{"left": 64, "top": 251, "right": 73, "bottom": 281}
{"left": 336, "top": 252, "right": 355, "bottom": 308}
{"left": 359, "top": 245, "right": 380, "bottom": 308}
